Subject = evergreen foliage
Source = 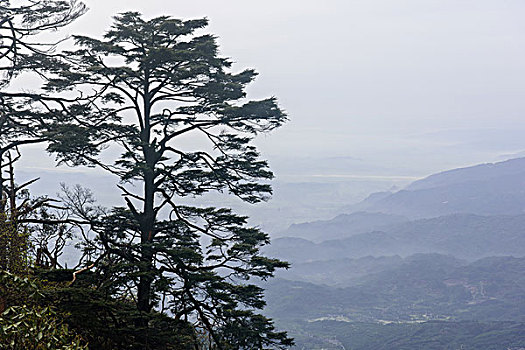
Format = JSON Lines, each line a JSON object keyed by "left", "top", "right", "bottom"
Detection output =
{"left": 0, "top": 271, "right": 88, "bottom": 349}
{"left": 0, "top": 211, "right": 29, "bottom": 274}
{"left": 0, "top": 305, "right": 88, "bottom": 350}
{"left": 35, "top": 269, "right": 196, "bottom": 349}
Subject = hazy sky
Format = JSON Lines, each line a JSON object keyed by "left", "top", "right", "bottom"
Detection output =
{"left": 17, "top": 0, "right": 525, "bottom": 180}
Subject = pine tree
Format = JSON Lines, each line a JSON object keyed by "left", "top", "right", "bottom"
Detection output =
{"left": 44, "top": 12, "right": 293, "bottom": 349}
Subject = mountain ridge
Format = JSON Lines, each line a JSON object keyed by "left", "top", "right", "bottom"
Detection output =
{"left": 344, "top": 157, "right": 525, "bottom": 218}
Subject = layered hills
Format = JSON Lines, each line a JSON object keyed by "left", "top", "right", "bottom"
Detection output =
{"left": 269, "top": 213, "right": 525, "bottom": 263}
{"left": 265, "top": 158, "right": 525, "bottom": 349}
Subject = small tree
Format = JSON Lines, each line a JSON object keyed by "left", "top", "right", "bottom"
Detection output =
{"left": 45, "top": 12, "right": 293, "bottom": 348}
{"left": 0, "top": 150, "right": 31, "bottom": 274}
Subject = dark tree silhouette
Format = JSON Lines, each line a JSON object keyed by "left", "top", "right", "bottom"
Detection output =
{"left": 43, "top": 12, "right": 293, "bottom": 349}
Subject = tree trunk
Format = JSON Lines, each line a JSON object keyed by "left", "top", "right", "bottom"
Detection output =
{"left": 137, "top": 82, "right": 155, "bottom": 315}
{"left": 136, "top": 158, "right": 156, "bottom": 313}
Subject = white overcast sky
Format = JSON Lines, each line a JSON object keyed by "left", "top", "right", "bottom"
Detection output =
{"left": 18, "top": 0, "right": 525, "bottom": 179}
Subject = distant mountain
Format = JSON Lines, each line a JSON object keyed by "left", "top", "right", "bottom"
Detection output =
{"left": 381, "top": 214, "right": 525, "bottom": 260}
{"left": 265, "top": 254, "right": 525, "bottom": 324}
{"left": 267, "top": 231, "right": 394, "bottom": 263}
{"left": 281, "top": 211, "right": 408, "bottom": 242}
{"left": 275, "top": 255, "right": 404, "bottom": 287}
{"left": 406, "top": 157, "right": 525, "bottom": 191}
{"left": 266, "top": 214, "right": 525, "bottom": 262}
{"left": 347, "top": 157, "right": 525, "bottom": 218}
